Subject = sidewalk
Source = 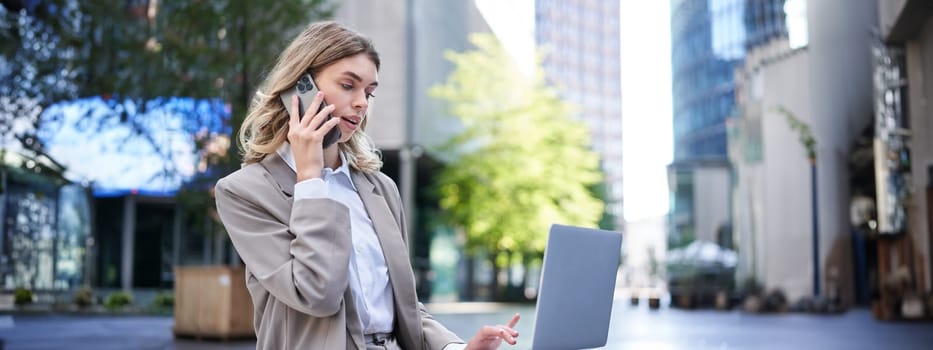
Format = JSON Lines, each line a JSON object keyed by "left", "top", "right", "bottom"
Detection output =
{"left": 2, "top": 301, "right": 933, "bottom": 349}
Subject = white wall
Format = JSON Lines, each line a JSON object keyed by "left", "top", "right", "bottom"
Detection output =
{"left": 622, "top": 215, "right": 667, "bottom": 288}
{"left": 334, "top": 1, "right": 408, "bottom": 149}
{"left": 878, "top": 0, "right": 908, "bottom": 37}
{"left": 693, "top": 166, "right": 731, "bottom": 244}
{"left": 760, "top": 47, "right": 815, "bottom": 301}
{"left": 734, "top": 0, "right": 879, "bottom": 303}
{"left": 734, "top": 38, "right": 814, "bottom": 301}
{"left": 806, "top": 0, "right": 877, "bottom": 301}
{"left": 335, "top": 1, "right": 491, "bottom": 151}
{"left": 411, "top": 0, "right": 490, "bottom": 151}
{"left": 732, "top": 162, "right": 761, "bottom": 284}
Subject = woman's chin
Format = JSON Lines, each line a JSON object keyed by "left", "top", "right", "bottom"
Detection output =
{"left": 338, "top": 133, "right": 354, "bottom": 144}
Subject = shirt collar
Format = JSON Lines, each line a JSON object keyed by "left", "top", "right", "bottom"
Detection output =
{"left": 276, "top": 142, "right": 354, "bottom": 185}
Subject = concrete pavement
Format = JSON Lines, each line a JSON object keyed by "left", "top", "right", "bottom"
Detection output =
{"left": 1, "top": 301, "right": 932, "bottom": 349}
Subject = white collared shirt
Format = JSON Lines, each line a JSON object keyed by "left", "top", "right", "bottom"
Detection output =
{"left": 276, "top": 145, "right": 467, "bottom": 350}
{"left": 276, "top": 144, "right": 395, "bottom": 335}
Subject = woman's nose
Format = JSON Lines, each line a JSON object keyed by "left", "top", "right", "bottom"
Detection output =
{"left": 353, "top": 92, "right": 368, "bottom": 111}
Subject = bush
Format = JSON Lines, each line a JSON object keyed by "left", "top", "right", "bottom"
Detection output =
{"left": 764, "top": 289, "right": 788, "bottom": 312}
{"left": 153, "top": 291, "right": 174, "bottom": 309}
{"left": 14, "top": 287, "right": 33, "bottom": 305}
{"left": 104, "top": 291, "right": 133, "bottom": 310}
{"left": 73, "top": 286, "right": 95, "bottom": 308}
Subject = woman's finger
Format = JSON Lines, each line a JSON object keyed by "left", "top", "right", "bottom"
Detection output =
{"left": 506, "top": 313, "right": 520, "bottom": 328}
{"left": 482, "top": 325, "right": 518, "bottom": 341}
{"left": 497, "top": 327, "right": 517, "bottom": 345}
{"left": 299, "top": 91, "right": 327, "bottom": 128}
{"left": 495, "top": 325, "right": 518, "bottom": 337}
{"left": 314, "top": 115, "right": 341, "bottom": 139}
{"left": 306, "top": 104, "right": 336, "bottom": 131}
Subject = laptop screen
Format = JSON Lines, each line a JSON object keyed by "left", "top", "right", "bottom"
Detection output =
{"left": 529, "top": 224, "right": 622, "bottom": 350}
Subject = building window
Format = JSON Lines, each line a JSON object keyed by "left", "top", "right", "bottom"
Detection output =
{"left": 785, "top": 0, "right": 808, "bottom": 49}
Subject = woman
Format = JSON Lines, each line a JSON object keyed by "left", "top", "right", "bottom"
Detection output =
{"left": 214, "top": 21, "right": 520, "bottom": 350}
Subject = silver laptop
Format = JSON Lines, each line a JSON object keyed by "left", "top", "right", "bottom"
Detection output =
{"left": 529, "top": 224, "right": 622, "bottom": 350}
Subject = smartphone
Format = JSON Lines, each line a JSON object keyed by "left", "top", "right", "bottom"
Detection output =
{"left": 280, "top": 73, "right": 341, "bottom": 149}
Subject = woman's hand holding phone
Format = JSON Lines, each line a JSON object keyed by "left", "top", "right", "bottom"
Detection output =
{"left": 287, "top": 92, "right": 341, "bottom": 182}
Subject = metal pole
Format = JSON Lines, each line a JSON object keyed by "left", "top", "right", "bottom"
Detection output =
{"left": 402, "top": 0, "right": 416, "bottom": 258}
{"left": 811, "top": 160, "right": 820, "bottom": 296}
{"left": 121, "top": 194, "right": 136, "bottom": 291}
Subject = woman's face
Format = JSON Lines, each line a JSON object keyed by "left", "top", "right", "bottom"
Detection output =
{"left": 314, "top": 53, "right": 379, "bottom": 144}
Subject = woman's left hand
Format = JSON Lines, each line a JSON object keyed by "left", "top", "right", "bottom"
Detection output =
{"left": 464, "top": 313, "right": 520, "bottom": 350}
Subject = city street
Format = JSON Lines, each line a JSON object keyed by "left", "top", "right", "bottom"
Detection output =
{"left": 4, "top": 1, "right": 933, "bottom": 350}
{"left": 2, "top": 300, "right": 932, "bottom": 349}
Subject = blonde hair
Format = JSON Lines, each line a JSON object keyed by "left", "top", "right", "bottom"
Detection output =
{"left": 239, "top": 21, "right": 383, "bottom": 172}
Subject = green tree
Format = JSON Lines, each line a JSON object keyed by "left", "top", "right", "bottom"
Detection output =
{"left": 3, "top": 1, "right": 334, "bottom": 265}
{"left": 2, "top": 0, "right": 333, "bottom": 169}
{"left": 75, "top": 0, "right": 334, "bottom": 173}
{"left": 429, "top": 33, "right": 605, "bottom": 298}
{"left": 0, "top": 0, "right": 83, "bottom": 152}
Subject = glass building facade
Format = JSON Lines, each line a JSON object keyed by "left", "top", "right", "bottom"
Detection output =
{"left": 669, "top": 0, "right": 789, "bottom": 244}
{"left": 671, "top": 0, "right": 787, "bottom": 161}
{"left": 0, "top": 150, "right": 91, "bottom": 291}
{"left": 536, "top": 0, "right": 624, "bottom": 229}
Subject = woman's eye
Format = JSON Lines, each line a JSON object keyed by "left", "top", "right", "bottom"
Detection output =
{"left": 366, "top": 93, "right": 376, "bottom": 99}
{"left": 342, "top": 84, "right": 353, "bottom": 90}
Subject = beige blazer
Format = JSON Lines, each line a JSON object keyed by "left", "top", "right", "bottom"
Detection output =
{"left": 214, "top": 153, "right": 463, "bottom": 349}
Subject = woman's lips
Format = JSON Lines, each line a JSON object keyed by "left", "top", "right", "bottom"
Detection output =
{"left": 340, "top": 116, "right": 360, "bottom": 130}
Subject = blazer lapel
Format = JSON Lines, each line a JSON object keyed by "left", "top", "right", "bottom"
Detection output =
{"left": 351, "top": 171, "right": 423, "bottom": 349}
{"left": 259, "top": 153, "right": 297, "bottom": 198}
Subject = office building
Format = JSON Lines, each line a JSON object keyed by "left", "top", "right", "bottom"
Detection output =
{"left": 535, "top": 0, "right": 624, "bottom": 230}
{"left": 731, "top": 0, "right": 879, "bottom": 304}
{"left": 668, "top": 0, "right": 787, "bottom": 246}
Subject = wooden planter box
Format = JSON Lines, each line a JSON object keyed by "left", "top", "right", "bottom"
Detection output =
{"left": 173, "top": 266, "right": 254, "bottom": 340}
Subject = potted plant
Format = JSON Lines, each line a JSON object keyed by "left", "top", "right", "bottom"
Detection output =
{"left": 673, "top": 278, "right": 696, "bottom": 309}
{"left": 648, "top": 291, "right": 662, "bottom": 309}
{"left": 14, "top": 287, "right": 34, "bottom": 307}
{"left": 740, "top": 276, "right": 764, "bottom": 313}
{"left": 73, "top": 285, "right": 95, "bottom": 309}
{"left": 715, "top": 290, "right": 730, "bottom": 310}
{"left": 104, "top": 291, "right": 133, "bottom": 312}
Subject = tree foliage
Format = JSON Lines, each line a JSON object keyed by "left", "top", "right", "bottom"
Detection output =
{"left": 2, "top": 0, "right": 334, "bottom": 170}
{"left": 74, "top": 0, "right": 334, "bottom": 122}
{"left": 429, "top": 33, "right": 605, "bottom": 260}
{"left": 0, "top": 0, "right": 82, "bottom": 152}
{"left": 2, "top": 1, "right": 334, "bottom": 266}
{"left": 773, "top": 105, "right": 816, "bottom": 161}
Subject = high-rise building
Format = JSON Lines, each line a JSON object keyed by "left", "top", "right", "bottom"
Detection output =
{"left": 668, "top": 0, "right": 787, "bottom": 246}
{"left": 535, "top": 0, "right": 624, "bottom": 230}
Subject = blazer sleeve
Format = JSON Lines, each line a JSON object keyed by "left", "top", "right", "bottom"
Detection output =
{"left": 419, "top": 301, "right": 465, "bottom": 349}
{"left": 214, "top": 175, "right": 352, "bottom": 317}
{"left": 379, "top": 174, "right": 465, "bottom": 348}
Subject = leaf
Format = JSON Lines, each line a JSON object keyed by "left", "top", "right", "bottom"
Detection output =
{"left": 430, "top": 33, "right": 605, "bottom": 259}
